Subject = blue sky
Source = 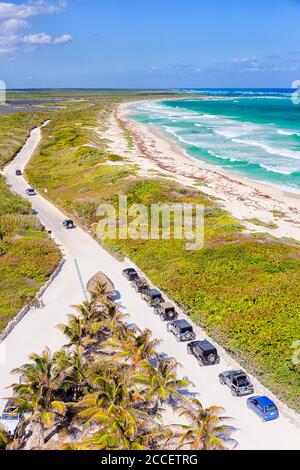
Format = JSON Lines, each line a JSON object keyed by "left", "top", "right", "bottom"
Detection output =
{"left": 0, "top": 0, "right": 300, "bottom": 88}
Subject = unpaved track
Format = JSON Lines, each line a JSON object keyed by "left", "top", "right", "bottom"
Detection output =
{"left": 0, "top": 125, "right": 299, "bottom": 450}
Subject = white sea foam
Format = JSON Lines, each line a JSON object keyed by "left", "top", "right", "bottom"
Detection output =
{"left": 259, "top": 164, "right": 294, "bottom": 175}
{"left": 277, "top": 129, "right": 300, "bottom": 137}
{"left": 232, "top": 138, "right": 300, "bottom": 161}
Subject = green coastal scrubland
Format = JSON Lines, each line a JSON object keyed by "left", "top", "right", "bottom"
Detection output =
{"left": 0, "top": 111, "right": 48, "bottom": 167}
{"left": 0, "top": 111, "right": 61, "bottom": 333}
{"left": 25, "top": 92, "right": 300, "bottom": 411}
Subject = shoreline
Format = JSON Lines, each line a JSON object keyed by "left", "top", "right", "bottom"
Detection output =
{"left": 116, "top": 100, "right": 300, "bottom": 242}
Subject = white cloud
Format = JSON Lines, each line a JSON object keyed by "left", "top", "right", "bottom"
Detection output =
{"left": 0, "top": 0, "right": 66, "bottom": 18}
{"left": 53, "top": 33, "right": 71, "bottom": 44}
{"left": 2, "top": 18, "right": 29, "bottom": 33}
{"left": 23, "top": 32, "right": 71, "bottom": 45}
{"left": 0, "top": 1, "right": 71, "bottom": 55}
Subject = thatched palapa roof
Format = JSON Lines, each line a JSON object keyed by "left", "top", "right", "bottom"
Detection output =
{"left": 86, "top": 271, "right": 115, "bottom": 295}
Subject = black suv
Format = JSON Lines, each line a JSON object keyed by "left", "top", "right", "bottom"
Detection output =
{"left": 131, "top": 277, "right": 149, "bottom": 293}
{"left": 167, "top": 319, "right": 196, "bottom": 342}
{"left": 63, "top": 219, "right": 75, "bottom": 229}
{"left": 26, "top": 188, "right": 36, "bottom": 196}
{"left": 187, "top": 340, "right": 220, "bottom": 366}
{"left": 219, "top": 370, "right": 254, "bottom": 396}
{"left": 122, "top": 268, "right": 139, "bottom": 281}
{"left": 142, "top": 289, "right": 163, "bottom": 306}
{"left": 15, "top": 169, "right": 22, "bottom": 176}
{"left": 154, "top": 302, "right": 178, "bottom": 321}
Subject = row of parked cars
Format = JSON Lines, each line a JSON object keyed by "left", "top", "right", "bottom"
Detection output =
{"left": 122, "top": 267, "right": 280, "bottom": 422}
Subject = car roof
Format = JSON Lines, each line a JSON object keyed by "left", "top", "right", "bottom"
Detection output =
{"left": 174, "top": 319, "right": 192, "bottom": 328}
{"left": 148, "top": 289, "right": 161, "bottom": 296}
{"left": 224, "top": 369, "right": 245, "bottom": 376}
{"left": 251, "top": 396, "right": 275, "bottom": 406}
{"left": 161, "top": 302, "right": 174, "bottom": 309}
{"left": 256, "top": 396, "right": 275, "bottom": 406}
{"left": 193, "top": 340, "right": 216, "bottom": 352}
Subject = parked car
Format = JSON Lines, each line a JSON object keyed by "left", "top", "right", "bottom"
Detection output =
{"left": 0, "top": 400, "right": 22, "bottom": 435}
{"left": 187, "top": 340, "right": 220, "bottom": 366}
{"left": 15, "top": 169, "right": 22, "bottom": 176}
{"left": 122, "top": 268, "right": 139, "bottom": 281}
{"left": 247, "top": 396, "right": 279, "bottom": 422}
{"left": 167, "top": 319, "right": 196, "bottom": 342}
{"left": 141, "top": 288, "right": 164, "bottom": 306}
{"left": 63, "top": 219, "right": 75, "bottom": 229}
{"left": 154, "top": 302, "right": 178, "bottom": 321}
{"left": 131, "top": 277, "right": 149, "bottom": 293}
{"left": 219, "top": 370, "right": 254, "bottom": 396}
{"left": 25, "top": 188, "right": 36, "bottom": 196}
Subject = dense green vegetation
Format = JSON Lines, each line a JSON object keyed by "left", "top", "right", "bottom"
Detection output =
{"left": 25, "top": 92, "right": 300, "bottom": 411}
{"left": 0, "top": 176, "right": 61, "bottom": 332}
{"left": 4, "top": 285, "right": 231, "bottom": 450}
{"left": 0, "top": 109, "right": 61, "bottom": 333}
{"left": 0, "top": 112, "right": 47, "bottom": 167}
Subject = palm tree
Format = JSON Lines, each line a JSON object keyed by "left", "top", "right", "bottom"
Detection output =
{"left": 113, "top": 329, "right": 161, "bottom": 367}
{"left": 135, "top": 358, "right": 191, "bottom": 410}
{"left": 9, "top": 348, "right": 68, "bottom": 448}
{"left": 57, "top": 314, "right": 86, "bottom": 348}
{"left": 175, "top": 398, "right": 232, "bottom": 450}
{"left": 54, "top": 347, "right": 90, "bottom": 402}
{"left": 0, "top": 424, "right": 12, "bottom": 450}
{"left": 78, "top": 419, "right": 170, "bottom": 450}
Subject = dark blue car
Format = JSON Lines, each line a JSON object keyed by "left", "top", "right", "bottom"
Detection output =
{"left": 247, "top": 396, "right": 279, "bottom": 422}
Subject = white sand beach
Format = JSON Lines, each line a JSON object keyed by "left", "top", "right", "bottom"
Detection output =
{"left": 101, "top": 101, "right": 300, "bottom": 243}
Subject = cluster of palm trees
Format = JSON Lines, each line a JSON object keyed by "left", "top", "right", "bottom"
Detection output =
{"left": 3, "top": 284, "right": 233, "bottom": 450}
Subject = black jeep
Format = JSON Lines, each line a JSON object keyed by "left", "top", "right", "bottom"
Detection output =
{"left": 122, "top": 268, "right": 139, "bottom": 281}
{"left": 141, "top": 289, "right": 163, "bottom": 306}
{"left": 187, "top": 340, "right": 220, "bottom": 366}
{"left": 26, "top": 188, "right": 36, "bottom": 196}
{"left": 219, "top": 370, "right": 254, "bottom": 396}
{"left": 154, "top": 302, "right": 178, "bottom": 321}
{"left": 131, "top": 277, "right": 150, "bottom": 293}
{"left": 63, "top": 219, "right": 75, "bottom": 229}
{"left": 167, "top": 319, "right": 196, "bottom": 342}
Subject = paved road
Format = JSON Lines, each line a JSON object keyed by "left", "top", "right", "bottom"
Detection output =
{"left": 1, "top": 125, "right": 299, "bottom": 450}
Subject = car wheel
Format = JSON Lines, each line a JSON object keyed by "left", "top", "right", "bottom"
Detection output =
{"left": 219, "top": 376, "right": 225, "bottom": 385}
{"left": 187, "top": 346, "right": 192, "bottom": 355}
{"left": 198, "top": 359, "right": 204, "bottom": 367}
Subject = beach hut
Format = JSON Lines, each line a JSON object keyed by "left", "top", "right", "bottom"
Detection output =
{"left": 86, "top": 271, "right": 115, "bottom": 297}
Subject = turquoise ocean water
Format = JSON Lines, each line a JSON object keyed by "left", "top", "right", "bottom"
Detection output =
{"left": 128, "top": 89, "right": 300, "bottom": 192}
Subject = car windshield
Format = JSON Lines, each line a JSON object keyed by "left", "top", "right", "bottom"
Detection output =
{"left": 265, "top": 405, "right": 277, "bottom": 412}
